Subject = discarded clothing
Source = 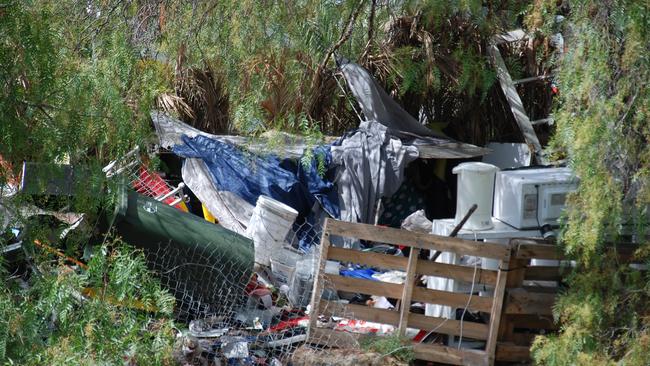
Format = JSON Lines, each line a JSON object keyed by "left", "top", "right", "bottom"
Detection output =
{"left": 331, "top": 122, "right": 418, "bottom": 234}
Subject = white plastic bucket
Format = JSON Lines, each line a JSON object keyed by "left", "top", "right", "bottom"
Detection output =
{"left": 246, "top": 195, "right": 299, "bottom": 266}
{"left": 452, "top": 162, "right": 499, "bottom": 230}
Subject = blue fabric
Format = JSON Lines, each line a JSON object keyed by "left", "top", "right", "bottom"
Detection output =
{"left": 339, "top": 268, "right": 378, "bottom": 281}
{"left": 173, "top": 135, "right": 339, "bottom": 248}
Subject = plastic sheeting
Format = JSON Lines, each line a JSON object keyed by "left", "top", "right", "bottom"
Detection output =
{"left": 173, "top": 135, "right": 338, "bottom": 220}
{"left": 182, "top": 158, "right": 253, "bottom": 235}
{"left": 338, "top": 59, "right": 490, "bottom": 159}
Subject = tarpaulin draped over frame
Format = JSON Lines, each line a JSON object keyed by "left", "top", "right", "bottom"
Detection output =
{"left": 172, "top": 135, "right": 339, "bottom": 220}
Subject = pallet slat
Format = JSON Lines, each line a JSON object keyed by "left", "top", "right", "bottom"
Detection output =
{"left": 328, "top": 247, "right": 498, "bottom": 285}
{"left": 504, "top": 289, "right": 556, "bottom": 315}
{"left": 413, "top": 343, "right": 489, "bottom": 366}
{"left": 326, "top": 219, "right": 509, "bottom": 259}
{"left": 319, "top": 301, "right": 490, "bottom": 340}
{"left": 495, "top": 342, "right": 531, "bottom": 362}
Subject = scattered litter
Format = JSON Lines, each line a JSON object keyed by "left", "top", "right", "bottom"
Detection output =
{"left": 369, "top": 296, "right": 394, "bottom": 309}
{"left": 372, "top": 270, "right": 406, "bottom": 284}
{"left": 221, "top": 336, "right": 249, "bottom": 359}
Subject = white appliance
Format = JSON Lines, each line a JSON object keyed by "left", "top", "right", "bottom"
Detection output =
{"left": 452, "top": 162, "right": 499, "bottom": 230}
{"left": 493, "top": 167, "right": 578, "bottom": 229}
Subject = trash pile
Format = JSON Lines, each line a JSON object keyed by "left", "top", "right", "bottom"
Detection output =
{"left": 2, "top": 57, "right": 569, "bottom": 365}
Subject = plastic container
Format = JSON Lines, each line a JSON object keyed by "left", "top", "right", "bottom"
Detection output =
{"left": 289, "top": 251, "right": 317, "bottom": 307}
{"left": 270, "top": 259, "right": 295, "bottom": 285}
{"left": 452, "top": 162, "right": 499, "bottom": 230}
{"left": 245, "top": 196, "right": 298, "bottom": 266}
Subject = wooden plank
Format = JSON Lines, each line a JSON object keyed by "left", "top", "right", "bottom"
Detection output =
{"left": 325, "top": 219, "right": 509, "bottom": 260}
{"left": 413, "top": 344, "right": 488, "bottom": 366}
{"left": 417, "top": 259, "right": 498, "bottom": 286}
{"left": 327, "top": 247, "right": 407, "bottom": 271}
{"left": 485, "top": 250, "right": 511, "bottom": 365}
{"left": 322, "top": 274, "right": 493, "bottom": 312}
{"left": 514, "top": 242, "right": 562, "bottom": 260}
{"left": 504, "top": 288, "right": 556, "bottom": 315}
{"left": 506, "top": 314, "right": 557, "bottom": 330}
{"left": 319, "top": 301, "right": 399, "bottom": 324}
{"left": 308, "top": 222, "right": 332, "bottom": 335}
{"left": 524, "top": 266, "right": 563, "bottom": 281}
{"left": 323, "top": 274, "right": 403, "bottom": 298}
{"left": 495, "top": 342, "right": 531, "bottom": 362}
{"left": 327, "top": 247, "right": 498, "bottom": 285}
{"left": 411, "top": 287, "right": 493, "bottom": 313}
{"left": 398, "top": 248, "right": 419, "bottom": 336}
{"left": 409, "top": 312, "right": 489, "bottom": 340}
{"left": 319, "top": 301, "right": 490, "bottom": 340}
{"left": 499, "top": 256, "right": 526, "bottom": 343}
{"left": 487, "top": 43, "right": 543, "bottom": 163}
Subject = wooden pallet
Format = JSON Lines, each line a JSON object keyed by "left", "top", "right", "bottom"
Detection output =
{"left": 306, "top": 220, "right": 641, "bottom": 365}
{"left": 307, "top": 219, "right": 512, "bottom": 366}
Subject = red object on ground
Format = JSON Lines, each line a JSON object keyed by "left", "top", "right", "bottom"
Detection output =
{"left": 267, "top": 316, "right": 310, "bottom": 333}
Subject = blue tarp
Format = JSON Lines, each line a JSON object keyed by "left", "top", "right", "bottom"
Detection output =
{"left": 339, "top": 268, "right": 378, "bottom": 281}
{"left": 173, "top": 135, "right": 339, "bottom": 248}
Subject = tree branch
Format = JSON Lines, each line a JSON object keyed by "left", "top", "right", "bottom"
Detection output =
{"left": 317, "top": 0, "right": 366, "bottom": 73}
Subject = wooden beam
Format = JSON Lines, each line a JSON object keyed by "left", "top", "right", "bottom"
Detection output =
{"left": 327, "top": 246, "right": 498, "bottom": 285}
{"left": 323, "top": 274, "right": 402, "bottom": 298}
{"left": 495, "top": 342, "right": 531, "bottom": 362}
{"left": 308, "top": 222, "right": 332, "bottom": 336}
{"left": 487, "top": 43, "right": 543, "bottom": 163}
{"left": 328, "top": 247, "right": 407, "bottom": 271}
{"left": 417, "top": 259, "right": 498, "bottom": 286}
{"left": 505, "top": 314, "right": 557, "bottom": 330}
{"left": 485, "top": 249, "right": 511, "bottom": 365}
{"left": 524, "top": 266, "right": 563, "bottom": 281}
{"left": 322, "top": 274, "right": 494, "bottom": 312}
{"left": 409, "top": 312, "right": 490, "bottom": 340}
{"left": 413, "top": 344, "right": 488, "bottom": 366}
{"left": 504, "top": 289, "right": 556, "bottom": 315}
{"left": 398, "top": 248, "right": 419, "bottom": 336}
{"left": 325, "top": 219, "right": 510, "bottom": 259}
{"left": 513, "top": 242, "right": 563, "bottom": 260}
{"left": 319, "top": 301, "right": 490, "bottom": 340}
{"left": 411, "top": 287, "right": 494, "bottom": 313}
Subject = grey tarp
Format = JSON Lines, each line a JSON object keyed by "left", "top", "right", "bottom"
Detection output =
{"left": 331, "top": 122, "right": 418, "bottom": 247}
{"left": 339, "top": 59, "right": 490, "bottom": 159}
{"left": 181, "top": 158, "right": 253, "bottom": 236}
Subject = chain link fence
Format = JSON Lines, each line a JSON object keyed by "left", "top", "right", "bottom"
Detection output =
{"left": 137, "top": 219, "right": 370, "bottom": 364}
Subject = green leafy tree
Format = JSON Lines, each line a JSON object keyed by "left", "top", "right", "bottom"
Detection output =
{"left": 529, "top": 0, "right": 650, "bottom": 364}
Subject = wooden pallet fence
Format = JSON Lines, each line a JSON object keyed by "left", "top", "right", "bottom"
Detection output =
{"left": 496, "top": 239, "right": 642, "bottom": 363}
{"left": 307, "top": 219, "right": 512, "bottom": 366}
{"left": 307, "top": 223, "right": 643, "bottom": 365}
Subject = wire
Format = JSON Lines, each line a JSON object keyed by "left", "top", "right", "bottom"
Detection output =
{"left": 457, "top": 257, "right": 479, "bottom": 349}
